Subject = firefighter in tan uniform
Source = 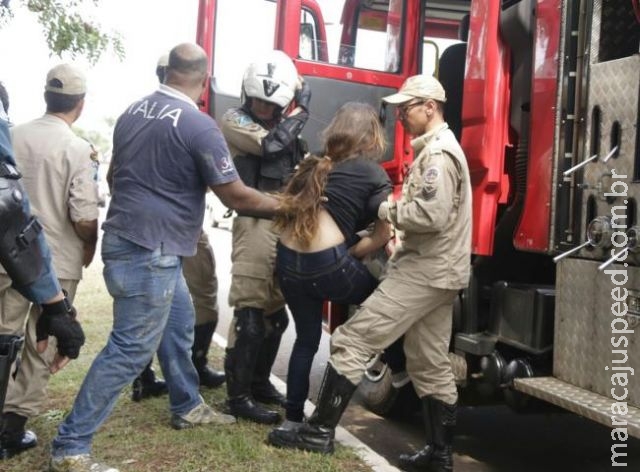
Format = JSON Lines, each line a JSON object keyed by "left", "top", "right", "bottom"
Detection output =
{"left": 271, "top": 75, "right": 471, "bottom": 472}
{"left": 221, "top": 50, "right": 311, "bottom": 424}
{"left": 0, "top": 64, "right": 98, "bottom": 459}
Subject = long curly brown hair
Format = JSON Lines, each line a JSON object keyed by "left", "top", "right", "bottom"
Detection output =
{"left": 274, "top": 102, "right": 386, "bottom": 247}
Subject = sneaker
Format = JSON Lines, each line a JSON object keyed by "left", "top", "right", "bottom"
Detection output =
{"left": 170, "top": 402, "right": 236, "bottom": 430}
{"left": 49, "top": 454, "right": 118, "bottom": 472}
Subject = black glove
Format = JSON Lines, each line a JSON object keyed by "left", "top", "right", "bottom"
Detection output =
{"left": 37, "top": 294, "right": 85, "bottom": 359}
{"left": 294, "top": 81, "right": 312, "bottom": 112}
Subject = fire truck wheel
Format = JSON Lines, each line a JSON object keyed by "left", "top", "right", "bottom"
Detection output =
{"left": 358, "top": 355, "right": 418, "bottom": 418}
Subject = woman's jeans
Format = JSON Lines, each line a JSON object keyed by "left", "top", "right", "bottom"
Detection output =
{"left": 51, "top": 232, "right": 202, "bottom": 457}
{"left": 276, "top": 242, "right": 378, "bottom": 421}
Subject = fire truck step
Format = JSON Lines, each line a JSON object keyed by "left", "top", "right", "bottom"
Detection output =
{"left": 513, "top": 377, "right": 640, "bottom": 438}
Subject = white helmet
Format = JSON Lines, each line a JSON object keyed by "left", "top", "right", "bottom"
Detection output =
{"left": 242, "top": 50, "right": 298, "bottom": 109}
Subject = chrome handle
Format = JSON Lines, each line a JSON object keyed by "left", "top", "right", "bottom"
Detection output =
{"left": 563, "top": 146, "right": 619, "bottom": 177}
{"left": 597, "top": 226, "right": 639, "bottom": 271}
{"left": 598, "top": 247, "right": 630, "bottom": 271}
{"left": 553, "top": 240, "right": 592, "bottom": 263}
{"left": 602, "top": 145, "right": 619, "bottom": 163}
{"left": 563, "top": 154, "right": 598, "bottom": 177}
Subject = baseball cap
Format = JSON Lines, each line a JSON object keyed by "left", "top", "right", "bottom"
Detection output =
{"left": 157, "top": 53, "right": 169, "bottom": 68}
{"left": 382, "top": 75, "right": 446, "bottom": 104}
{"left": 45, "top": 64, "right": 87, "bottom": 95}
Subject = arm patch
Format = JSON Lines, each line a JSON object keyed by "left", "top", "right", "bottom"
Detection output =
{"left": 423, "top": 166, "right": 440, "bottom": 184}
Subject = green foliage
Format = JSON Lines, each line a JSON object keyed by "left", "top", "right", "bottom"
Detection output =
{"left": 0, "top": 0, "right": 124, "bottom": 63}
{"left": 74, "top": 119, "right": 114, "bottom": 160}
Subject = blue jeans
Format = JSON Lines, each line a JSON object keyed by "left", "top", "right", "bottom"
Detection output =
{"left": 51, "top": 232, "right": 202, "bottom": 457}
{"left": 276, "top": 242, "right": 378, "bottom": 421}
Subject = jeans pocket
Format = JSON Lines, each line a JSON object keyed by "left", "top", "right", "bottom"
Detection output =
{"left": 149, "top": 249, "right": 180, "bottom": 270}
{"left": 320, "top": 257, "right": 377, "bottom": 304}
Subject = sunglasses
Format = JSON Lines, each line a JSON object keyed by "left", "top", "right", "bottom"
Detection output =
{"left": 396, "top": 100, "right": 425, "bottom": 117}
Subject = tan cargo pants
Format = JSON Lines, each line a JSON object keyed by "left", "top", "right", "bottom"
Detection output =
{"left": 182, "top": 230, "right": 219, "bottom": 327}
{"left": 330, "top": 275, "right": 459, "bottom": 405}
{"left": 227, "top": 216, "right": 285, "bottom": 347}
{"left": 0, "top": 274, "right": 78, "bottom": 417}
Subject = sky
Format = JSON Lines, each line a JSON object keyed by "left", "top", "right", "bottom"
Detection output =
{"left": 0, "top": 0, "right": 454, "bottom": 141}
{"left": 0, "top": 0, "right": 199, "bottom": 135}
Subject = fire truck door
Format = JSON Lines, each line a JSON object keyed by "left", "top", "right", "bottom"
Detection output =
{"left": 273, "top": 0, "right": 424, "bottom": 183}
{"left": 196, "top": 0, "right": 280, "bottom": 122}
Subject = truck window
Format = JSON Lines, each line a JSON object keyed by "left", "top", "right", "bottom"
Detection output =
{"left": 213, "top": 0, "right": 277, "bottom": 96}
{"left": 300, "top": 8, "right": 321, "bottom": 61}
{"left": 299, "top": 0, "right": 404, "bottom": 73}
{"left": 422, "top": 37, "right": 462, "bottom": 76}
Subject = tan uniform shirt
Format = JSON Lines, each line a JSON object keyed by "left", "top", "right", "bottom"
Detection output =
{"left": 8, "top": 114, "right": 99, "bottom": 280}
{"left": 382, "top": 123, "right": 472, "bottom": 289}
{"left": 220, "top": 108, "right": 268, "bottom": 159}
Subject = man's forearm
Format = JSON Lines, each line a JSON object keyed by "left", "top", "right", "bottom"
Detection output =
{"left": 232, "top": 187, "right": 280, "bottom": 218}
{"left": 213, "top": 180, "right": 280, "bottom": 219}
{"left": 73, "top": 219, "right": 98, "bottom": 243}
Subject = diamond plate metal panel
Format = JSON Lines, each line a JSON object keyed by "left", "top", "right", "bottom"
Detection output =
{"left": 554, "top": 259, "right": 640, "bottom": 406}
{"left": 576, "top": 54, "right": 640, "bottom": 264}
{"left": 514, "top": 377, "right": 640, "bottom": 438}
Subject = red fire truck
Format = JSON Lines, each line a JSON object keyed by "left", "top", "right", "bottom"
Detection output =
{"left": 197, "top": 0, "right": 640, "bottom": 440}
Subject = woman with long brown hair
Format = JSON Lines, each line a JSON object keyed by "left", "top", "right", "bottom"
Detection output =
{"left": 268, "top": 102, "right": 392, "bottom": 440}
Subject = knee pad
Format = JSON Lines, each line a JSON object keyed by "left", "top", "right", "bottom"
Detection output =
{"left": 265, "top": 307, "right": 289, "bottom": 337}
{"left": 234, "top": 308, "right": 266, "bottom": 342}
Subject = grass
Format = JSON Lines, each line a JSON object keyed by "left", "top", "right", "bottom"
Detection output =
{"left": 1, "top": 259, "right": 371, "bottom": 472}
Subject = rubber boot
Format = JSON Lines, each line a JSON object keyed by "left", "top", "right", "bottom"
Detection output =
{"left": 398, "top": 396, "right": 456, "bottom": 472}
{"left": 0, "top": 412, "right": 36, "bottom": 459}
{"left": 131, "top": 362, "right": 168, "bottom": 402}
{"left": 192, "top": 321, "right": 225, "bottom": 388}
{"left": 225, "top": 308, "right": 280, "bottom": 424}
{"left": 251, "top": 308, "right": 288, "bottom": 406}
{"left": 268, "top": 363, "right": 356, "bottom": 454}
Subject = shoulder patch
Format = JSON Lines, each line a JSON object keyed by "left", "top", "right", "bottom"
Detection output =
{"left": 231, "top": 110, "right": 254, "bottom": 128}
{"left": 423, "top": 166, "right": 440, "bottom": 184}
{"left": 218, "top": 154, "right": 234, "bottom": 174}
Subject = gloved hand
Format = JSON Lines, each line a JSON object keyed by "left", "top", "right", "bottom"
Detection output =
{"left": 37, "top": 294, "right": 85, "bottom": 359}
{"left": 294, "top": 80, "right": 312, "bottom": 112}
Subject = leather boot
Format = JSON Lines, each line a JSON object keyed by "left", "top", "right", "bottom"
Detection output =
{"left": 0, "top": 412, "right": 37, "bottom": 459}
{"left": 252, "top": 308, "right": 288, "bottom": 406}
{"left": 131, "top": 362, "right": 168, "bottom": 402}
{"left": 225, "top": 308, "right": 280, "bottom": 425}
{"left": 398, "top": 396, "right": 456, "bottom": 472}
{"left": 268, "top": 363, "right": 356, "bottom": 454}
{"left": 192, "top": 321, "right": 225, "bottom": 388}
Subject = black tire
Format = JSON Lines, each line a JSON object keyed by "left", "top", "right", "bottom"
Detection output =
{"left": 358, "top": 356, "right": 419, "bottom": 419}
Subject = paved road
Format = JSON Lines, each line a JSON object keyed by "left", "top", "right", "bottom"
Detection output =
{"left": 206, "top": 223, "right": 640, "bottom": 471}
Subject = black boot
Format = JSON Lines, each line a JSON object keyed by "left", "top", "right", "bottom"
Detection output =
{"left": 192, "top": 321, "right": 225, "bottom": 388}
{"left": 398, "top": 396, "right": 456, "bottom": 472}
{"left": 225, "top": 308, "right": 280, "bottom": 425}
{"left": 252, "top": 308, "right": 288, "bottom": 406}
{"left": 131, "top": 362, "right": 168, "bottom": 402}
{"left": 268, "top": 363, "right": 356, "bottom": 454}
{"left": 0, "top": 413, "right": 37, "bottom": 459}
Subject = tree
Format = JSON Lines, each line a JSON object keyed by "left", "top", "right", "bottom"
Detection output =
{"left": 0, "top": 0, "right": 124, "bottom": 63}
